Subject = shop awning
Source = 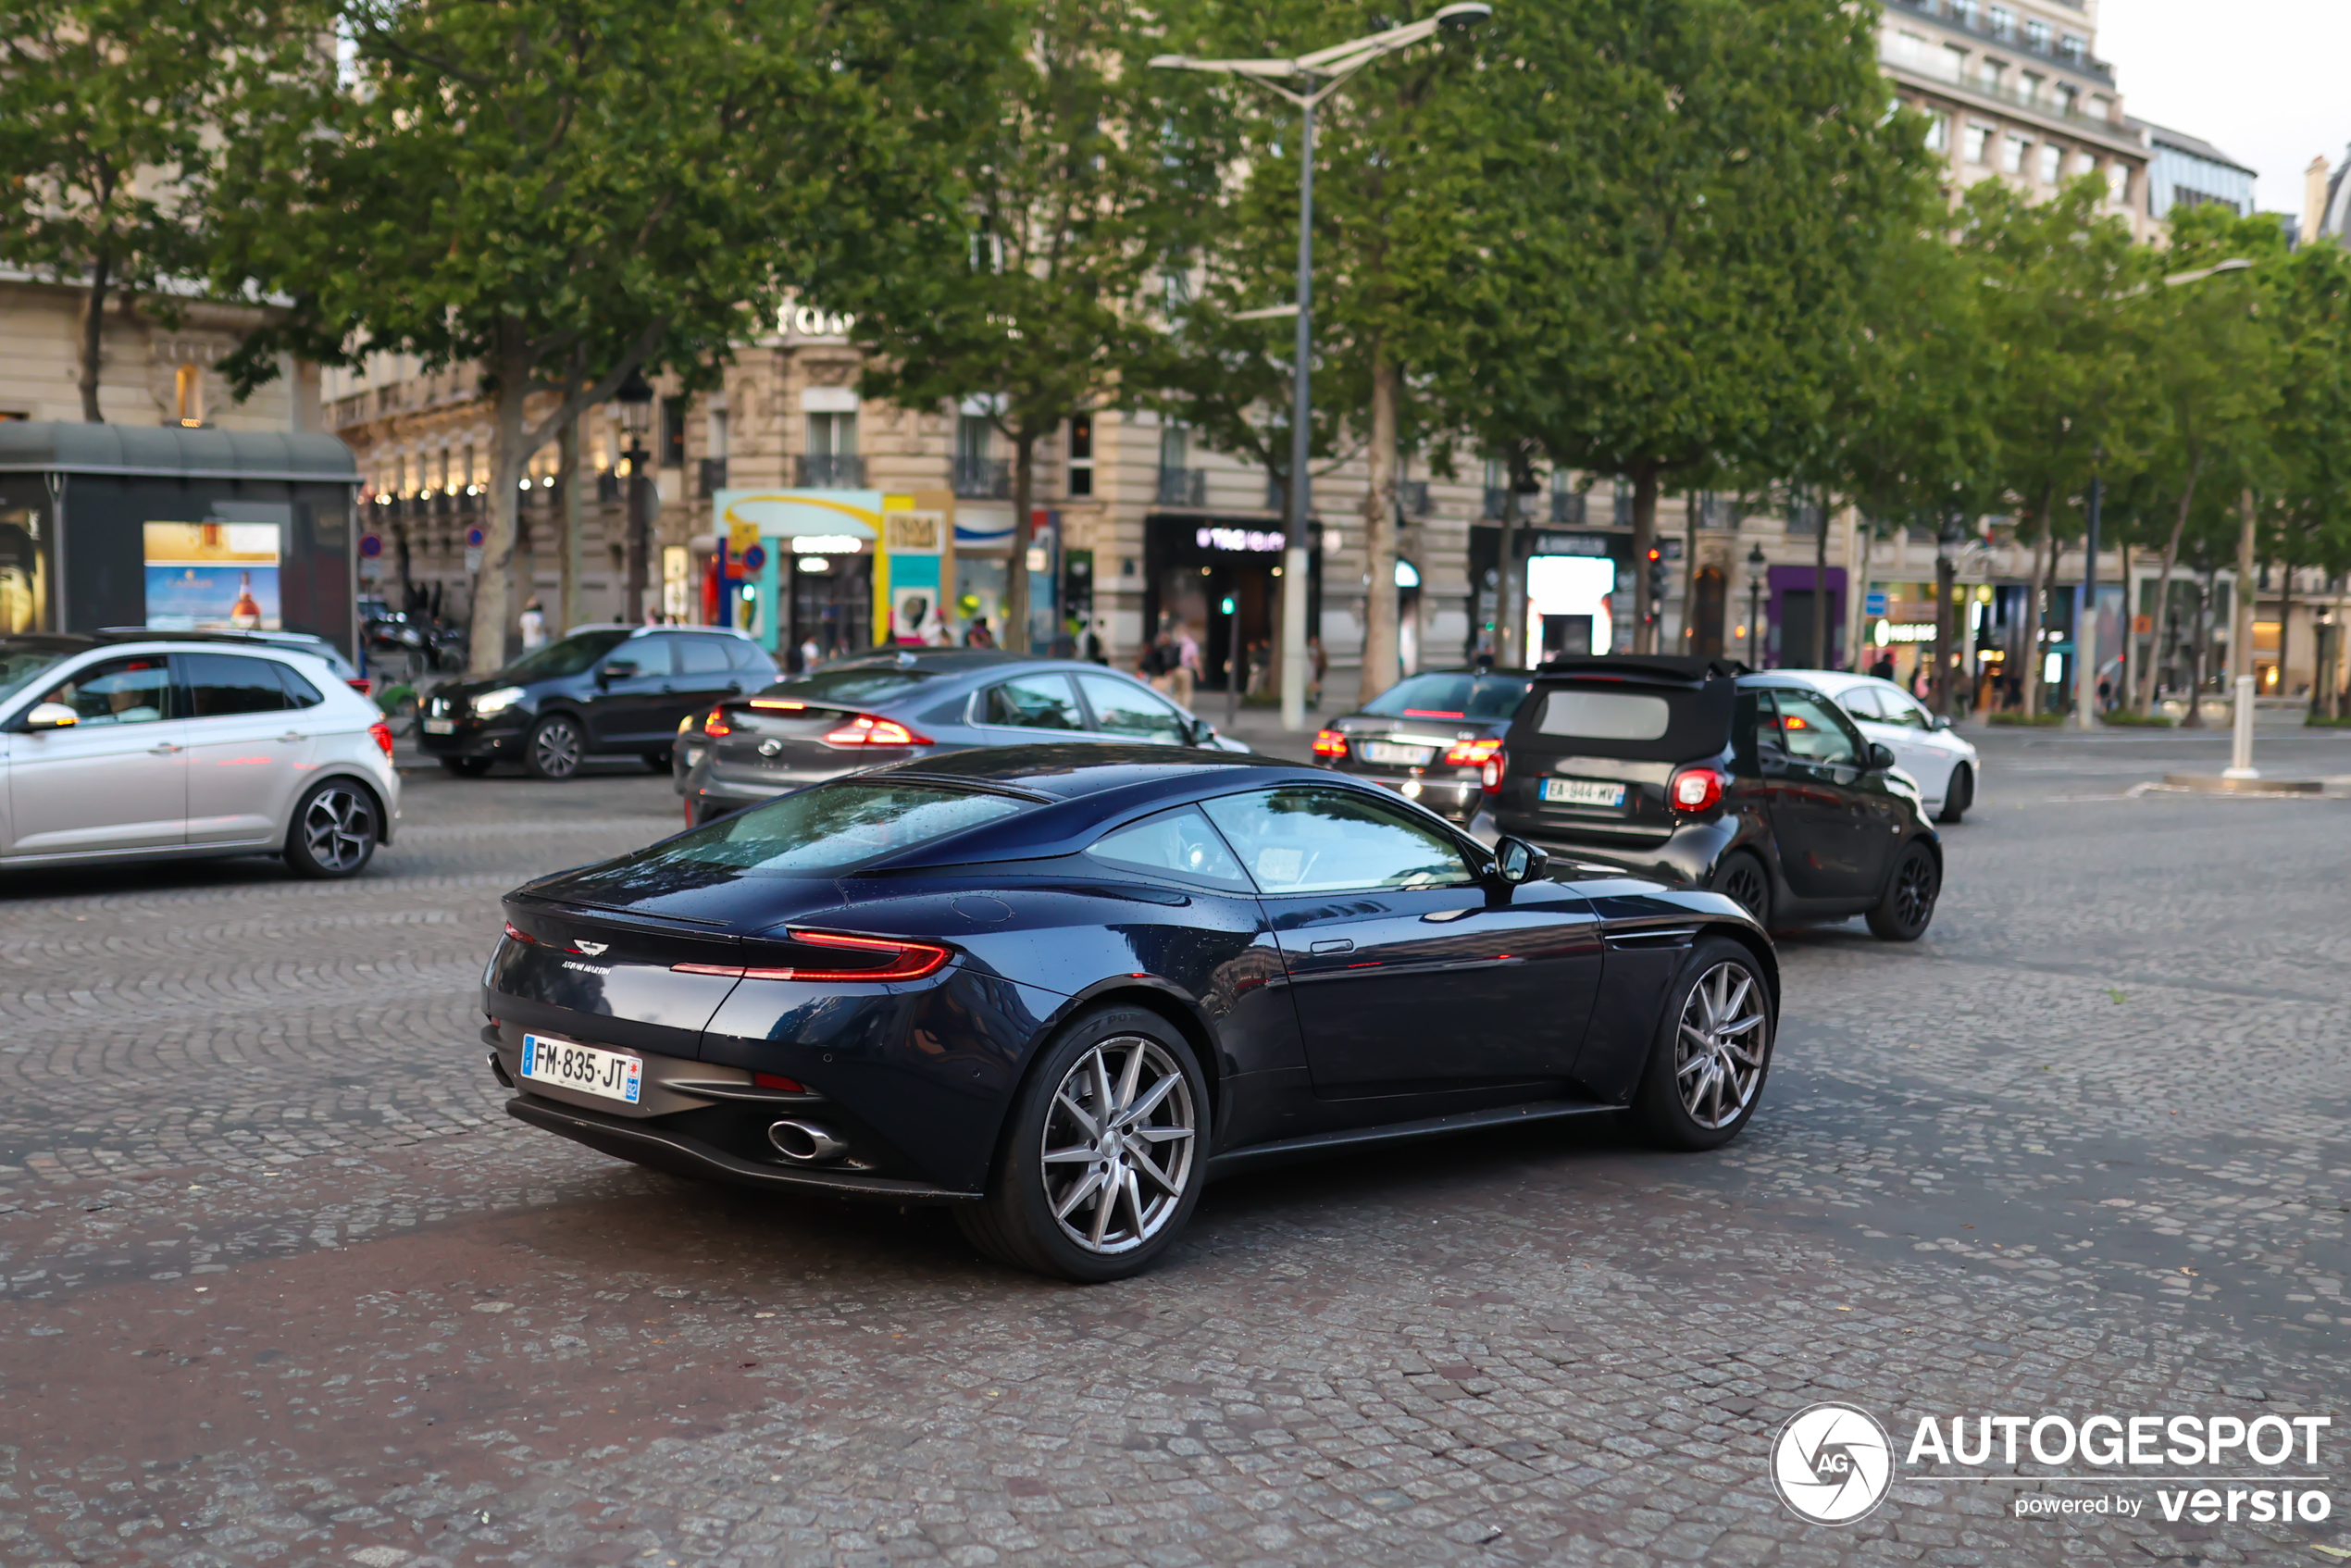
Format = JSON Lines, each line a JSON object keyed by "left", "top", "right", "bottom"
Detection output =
{"left": 0, "top": 422, "right": 360, "bottom": 483}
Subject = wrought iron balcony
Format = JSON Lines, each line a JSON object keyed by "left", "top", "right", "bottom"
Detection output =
{"left": 953, "top": 455, "right": 1012, "bottom": 500}
{"left": 796, "top": 454, "right": 865, "bottom": 489}
{"left": 1156, "top": 467, "right": 1207, "bottom": 507}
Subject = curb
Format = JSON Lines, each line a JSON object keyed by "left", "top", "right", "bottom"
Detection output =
{"left": 2158, "top": 774, "right": 2332, "bottom": 796}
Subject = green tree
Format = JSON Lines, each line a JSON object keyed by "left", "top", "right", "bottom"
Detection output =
{"left": 215, "top": 0, "right": 992, "bottom": 674}
{"left": 2258, "top": 235, "right": 2351, "bottom": 706}
{"left": 841, "top": 0, "right": 1201, "bottom": 653}
{"left": 0, "top": 0, "right": 313, "bottom": 419}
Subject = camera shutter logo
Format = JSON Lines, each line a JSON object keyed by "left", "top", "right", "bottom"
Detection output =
{"left": 1773, "top": 1402, "right": 1895, "bottom": 1524}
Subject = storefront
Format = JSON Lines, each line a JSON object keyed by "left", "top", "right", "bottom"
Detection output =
{"left": 1141, "top": 515, "right": 1319, "bottom": 692}
{"left": 1764, "top": 565, "right": 1847, "bottom": 669}
{"left": 1468, "top": 526, "right": 1628, "bottom": 666}
{"left": 0, "top": 422, "right": 360, "bottom": 653}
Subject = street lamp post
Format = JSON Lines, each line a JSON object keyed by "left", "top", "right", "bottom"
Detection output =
{"left": 1744, "top": 543, "right": 1766, "bottom": 668}
{"left": 1152, "top": 3, "right": 1491, "bottom": 732}
{"left": 616, "top": 370, "right": 655, "bottom": 625}
{"left": 2072, "top": 470, "right": 2102, "bottom": 730}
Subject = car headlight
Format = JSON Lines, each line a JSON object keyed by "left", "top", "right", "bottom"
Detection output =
{"left": 472, "top": 686, "right": 525, "bottom": 717}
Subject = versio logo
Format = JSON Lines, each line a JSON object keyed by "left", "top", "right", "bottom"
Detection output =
{"left": 1773, "top": 1402, "right": 1896, "bottom": 1524}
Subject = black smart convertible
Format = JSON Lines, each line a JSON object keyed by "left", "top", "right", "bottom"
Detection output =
{"left": 484, "top": 745, "right": 1778, "bottom": 1280}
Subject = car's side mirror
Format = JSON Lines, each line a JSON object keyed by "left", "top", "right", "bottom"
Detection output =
{"left": 1492, "top": 835, "right": 1549, "bottom": 886}
{"left": 21, "top": 702, "right": 78, "bottom": 732}
{"left": 1188, "top": 716, "right": 1215, "bottom": 746}
{"left": 1930, "top": 714, "right": 1952, "bottom": 732}
{"left": 598, "top": 658, "right": 640, "bottom": 684}
{"left": 1868, "top": 741, "right": 1897, "bottom": 770}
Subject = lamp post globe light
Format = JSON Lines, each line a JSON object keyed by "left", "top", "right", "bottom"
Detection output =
{"left": 616, "top": 368, "right": 655, "bottom": 625}
{"left": 1151, "top": 3, "right": 1491, "bottom": 731}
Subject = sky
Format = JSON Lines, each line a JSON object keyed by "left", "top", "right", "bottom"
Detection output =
{"left": 2096, "top": 0, "right": 2351, "bottom": 213}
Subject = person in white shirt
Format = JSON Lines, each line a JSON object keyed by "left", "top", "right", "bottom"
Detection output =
{"left": 518, "top": 597, "right": 548, "bottom": 651}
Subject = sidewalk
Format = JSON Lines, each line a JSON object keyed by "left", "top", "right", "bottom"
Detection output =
{"left": 1189, "top": 670, "right": 1362, "bottom": 763}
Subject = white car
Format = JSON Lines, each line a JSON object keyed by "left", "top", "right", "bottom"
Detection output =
{"left": 1773, "top": 670, "right": 1978, "bottom": 823}
{"left": 0, "top": 633, "right": 402, "bottom": 877}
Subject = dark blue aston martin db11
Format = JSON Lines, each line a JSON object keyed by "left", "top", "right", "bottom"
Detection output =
{"left": 484, "top": 745, "right": 1778, "bottom": 1280}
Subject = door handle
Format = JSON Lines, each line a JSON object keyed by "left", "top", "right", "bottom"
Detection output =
{"left": 1310, "top": 938, "right": 1355, "bottom": 954}
{"left": 148, "top": 742, "right": 181, "bottom": 754}
{"left": 278, "top": 731, "right": 308, "bottom": 743}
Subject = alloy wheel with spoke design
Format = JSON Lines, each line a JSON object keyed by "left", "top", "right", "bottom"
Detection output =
{"left": 292, "top": 783, "right": 377, "bottom": 877}
{"left": 1039, "top": 1035, "right": 1197, "bottom": 1255}
{"left": 529, "top": 717, "right": 582, "bottom": 779}
{"left": 1892, "top": 853, "right": 1935, "bottom": 928}
{"left": 1673, "top": 961, "right": 1769, "bottom": 1130}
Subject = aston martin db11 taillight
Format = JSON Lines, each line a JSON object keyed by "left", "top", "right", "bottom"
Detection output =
{"left": 672, "top": 930, "right": 952, "bottom": 983}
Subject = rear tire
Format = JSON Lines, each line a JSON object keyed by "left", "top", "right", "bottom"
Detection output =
{"left": 524, "top": 715, "right": 584, "bottom": 780}
{"left": 1711, "top": 851, "right": 1772, "bottom": 928}
{"left": 1629, "top": 937, "right": 1773, "bottom": 1151}
{"left": 955, "top": 1006, "right": 1207, "bottom": 1283}
{"left": 1866, "top": 840, "right": 1940, "bottom": 940}
{"left": 1936, "top": 764, "right": 1972, "bottom": 824}
{"left": 285, "top": 778, "right": 380, "bottom": 879}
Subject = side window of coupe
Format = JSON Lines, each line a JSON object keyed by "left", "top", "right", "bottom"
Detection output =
{"left": 1773, "top": 689, "right": 1863, "bottom": 767}
{"left": 32, "top": 656, "right": 171, "bottom": 726}
{"left": 180, "top": 653, "right": 291, "bottom": 718}
{"left": 1075, "top": 673, "right": 1191, "bottom": 744}
{"left": 983, "top": 673, "right": 1084, "bottom": 730}
{"left": 1201, "top": 787, "right": 1475, "bottom": 895}
{"left": 1087, "top": 805, "right": 1250, "bottom": 890}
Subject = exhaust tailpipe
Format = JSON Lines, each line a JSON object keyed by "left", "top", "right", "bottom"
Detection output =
{"left": 766, "top": 1119, "right": 850, "bottom": 1164}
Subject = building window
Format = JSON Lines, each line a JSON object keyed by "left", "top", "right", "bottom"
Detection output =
{"left": 2055, "top": 83, "right": 2077, "bottom": 118}
{"left": 1977, "top": 57, "right": 2005, "bottom": 93}
{"left": 2038, "top": 143, "right": 2061, "bottom": 183}
{"left": 174, "top": 364, "right": 204, "bottom": 427}
{"left": 2024, "top": 18, "right": 2048, "bottom": 52}
{"left": 1944, "top": 44, "right": 1970, "bottom": 81}
{"left": 1987, "top": 6, "right": 2013, "bottom": 40}
{"left": 2072, "top": 150, "right": 2096, "bottom": 180}
{"left": 659, "top": 396, "right": 688, "bottom": 467}
{"left": 707, "top": 404, "right": 730, "bottom": 460}
{"left": 2107, "top": 163, "right": 2131, "bottom": 205}
{"left": 1950, "top": 0, "right": 1977, "bottom": 26}
{"left": 461, "top": 443, "right": 476, "bottom": 491}
{"left": 2089, "top": 94, "right": 2111, "bottom": 122}
{"left": 2059, "top": 31, "right": 2085, "bottom": 63}
{"left": 2021, "top": 72, "right": 2044, "bottom": 106}
{"left": 1964, "top": 122, "right": 1993, "bottom": 164}
{"left": 1068, "top": 413, "right": 1094, "bottom": 498}
{"left": 1923, "top": 112, "right": 1949, "bottom": 154}
{"left": 2003, "top": 133, "right": 2030, "bottom": 175}
{"left": 957, "top": 413, "right": 993, "bottom": 463}
{"left": 807, "top": 410, "right": 856, "bottom": 457}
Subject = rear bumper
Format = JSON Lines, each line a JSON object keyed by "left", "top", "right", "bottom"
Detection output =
{"left": 1325, "top": 766, "right": 1484, "bottom": 821}
{"left": 505, "top": 1094, "right": 982, "bottom": 1203}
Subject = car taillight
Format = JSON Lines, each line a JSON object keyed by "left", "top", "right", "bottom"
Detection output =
{"left": 1312, "top": 728, "right": 1349, "bottom": 759}
{"left": 368, "top": 719, "right": 394, "bottom": 757}
{"left": 1669, "top": 765, "right": 1727, "bottom": 813}
{"left": 503, "top": 921, "right": 536, "bottom": 944}
{"left": 348, "top": 678, "right": 373, "bottom": 697}
{"left": 672, "top": 930, "right": 952, "bottom": 983}
{"left": 1444, "top": 737, "right": 1502, "bottom": 768}
{"left": 821, "top": 713, "right": 928, "bottom": 747}
{"left": 1481, "top": 750, "right": 1506, "bottom": 795}
{"left": 703, "top": 704, "right": 732, "bottom": 739}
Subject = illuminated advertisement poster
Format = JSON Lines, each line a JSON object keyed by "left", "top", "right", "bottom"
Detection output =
{"left": 144, "top": 521, "right": 281, "bottom": 631}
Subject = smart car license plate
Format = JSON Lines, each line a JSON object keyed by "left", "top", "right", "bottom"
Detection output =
{"left": 423, "top": 717, "right": 455, "bottom": 735}
{"left": 1542, "top": 777, "right": 1627, "bottom": 809}
{"left": 1362, "top": 740, "right": 1435, "bottom": 766}
{"left": 519, "top": 1034, "right": 641, "bottom": 1104}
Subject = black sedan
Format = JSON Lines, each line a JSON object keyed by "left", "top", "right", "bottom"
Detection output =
{"left": 483, "top": 744, "right": 1779, "bottom": 1280}
{"left": 1475, "top": 655, "right": 1942, "bottom": 940}
{"left": 1310, "top": 666, "right": 1535, "bottom": 823}
{"left": 676, "top": 649, "right": 1243, "bottom": 826}
{"left": 420, "top": 626, "right": 778, "bottom": 779}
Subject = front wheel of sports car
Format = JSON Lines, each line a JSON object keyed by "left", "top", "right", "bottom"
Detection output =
{"left": 1630, "top": 938, "right": 1774, "bottom": 1151}
{"left": 957, "top": 1006, "right": 1207, "bottom": 1283}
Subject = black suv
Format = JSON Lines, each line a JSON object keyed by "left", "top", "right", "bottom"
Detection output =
{"left": 419, "top": 626, "right": 779, "bottom": 779}
{"left": 1476, "top": 655, "right": 1941, "bottom": 940}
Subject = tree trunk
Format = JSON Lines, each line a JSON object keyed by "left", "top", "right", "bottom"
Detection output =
{"left": 557, "top": 417, "right": 584, "bottom": 634}
{"left": 1810, "top": 490, "right": 1830, "bottom": 669}
{"left": 2133, "top": 454, "right": 2202, "bottom": 714}
{"left": 79, "top": 246, "right": 113, "bottom": 423}
{"left": 1628, "top": 465, "right": 1661, "bottom": 654}
{"left": 2022, "top": 523, "right": 2051, "bottom": 719}
{"left": 2116, "top": 541, "right": 2133, "bottom": 713}
{"left": 2277, "top": 552, "right": 2295, "bottom": 701}
{"left": 1932, "top": 537, "right": 1958, "bottom": 719}
{"left": 1358, "top": 352, "right": 1401, "bottom": 696}
{"left": 1004, "top": 429, "right": 1035, "bottom": 653}
{"left": 468, "top": 336, "right": 530, "bottom": 677}
{"left": 2183, "top": 570, "right": 2210, "bottom": 728}
{"left": 1683, "top": 488, "right": 1704, "bottom": 656}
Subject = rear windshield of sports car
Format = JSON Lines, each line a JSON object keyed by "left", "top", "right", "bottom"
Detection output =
{"left": 762, "top": 668, "right": 937, "bottom": 706}
{"left": 605, "top": 781, "right": 1026, "bottom": 877}
{"left": 1510, "top": 678, "right": 1735, "bottom": 762}
{"left": 1359, "top": 672, "right": 1533, "bottom": 722}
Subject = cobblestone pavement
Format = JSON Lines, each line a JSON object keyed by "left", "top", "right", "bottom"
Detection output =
{"left": 2, "top": 733, "right": 2348, "bottom": 1568}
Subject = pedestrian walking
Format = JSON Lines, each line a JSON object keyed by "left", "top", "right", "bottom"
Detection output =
{"left": 518, "top": 597, "right": 548, "bottom": 651}
{"left": 1309, "top": 635, "right": 1327, "bottom": 708}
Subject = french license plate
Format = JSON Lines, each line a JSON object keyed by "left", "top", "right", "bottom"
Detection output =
{"left": 1542, "top": 777, "right": 1627, "bottom": 809}
{"left": 422, "top": 717, "right": 454, "bottom": 735}
{"left": 519, "top": 1034, "right": 642, "bottom": 1104}
{"left": 1362, "top": 740, "right": 1435, "bottom": 766}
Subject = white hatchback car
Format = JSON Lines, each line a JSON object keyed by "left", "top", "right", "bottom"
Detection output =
{"left": 0, "top": 634, "right": 401, "bottom": 877}
{"left": 1773, "top": 669, "right": 1979, "bottom": 823}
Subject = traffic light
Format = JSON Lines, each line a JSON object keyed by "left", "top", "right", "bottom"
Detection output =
{"left": 1646, "top": 546, "right": 1668, "bottom": 604}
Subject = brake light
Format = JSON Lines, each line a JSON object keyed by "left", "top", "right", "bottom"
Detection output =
{"left": 1312, "top": 728, "right": 1349, "bottom": 759}
{"left": 673, "top": 931, "right": 953, "bottom": 984}
{"left": 1482, "top": 750, "right": 1507, "bottom": 795}
{"left": 821, "top": 713, "right": 928, "bottom": 747}
{"left": 1443, "top": 737, "right": 1503, "bottom": 768}
{"left": 348, "top": 678, "right": 373, "bottom": 697}
{"left": 368, "top": 719, "right": 394, "bottom": 757}
{"left": 703, "top": 704, "right": 732, "bottom": 738}
{"left": 503, "top": 921, "right": 536, "bottom": 944}
{"left": 1669, "top": 765, "right": 1727, "bottom": 813}
{"left": 749, "top": 698, "right": 805, "bottom": 712}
